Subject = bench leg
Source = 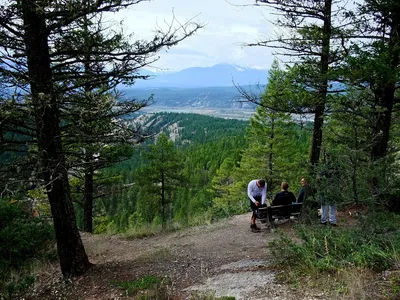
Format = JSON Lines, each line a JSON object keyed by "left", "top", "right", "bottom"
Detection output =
{"left": 267, "top": 210, "right": 275, "bottom": 232}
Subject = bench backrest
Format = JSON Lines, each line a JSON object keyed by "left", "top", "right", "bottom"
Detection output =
{"left": 257, "top": 203, "right": 302, "bottom": 219}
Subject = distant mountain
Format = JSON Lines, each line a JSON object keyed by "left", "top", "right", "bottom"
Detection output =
{"left": 131, "top": 63, "right": 268, "bottom": 88}
{"left": 121, "top": 85, "right": 263, "bottom": 111}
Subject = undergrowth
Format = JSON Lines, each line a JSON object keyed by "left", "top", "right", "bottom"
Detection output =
{"left": 0, "top": 199, "right": 56, "bottom": 299}
{"left": 109, "top": 275, "right": 171, "bottom": 299}
{"left": 269, "top": 210, "right": 400, "bottom": 298}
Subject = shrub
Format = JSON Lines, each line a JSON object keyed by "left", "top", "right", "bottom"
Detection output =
{"left": 0, "top": 199, "right": 55, "bottom": 296}
{"left": 269, "top": 211, "right": 400, "bottom": 281}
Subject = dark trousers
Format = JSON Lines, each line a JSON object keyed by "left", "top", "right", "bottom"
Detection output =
{"left": 250, "top": 195, "right": 262, "bottom": 217}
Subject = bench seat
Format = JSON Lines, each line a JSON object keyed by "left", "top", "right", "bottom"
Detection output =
{"left": 256, "top": 203, "right": 302, "bottom": 230}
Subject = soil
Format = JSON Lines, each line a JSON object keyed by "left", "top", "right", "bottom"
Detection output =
{"left": 19, "top": 210, "right": 394, "bottom": 300}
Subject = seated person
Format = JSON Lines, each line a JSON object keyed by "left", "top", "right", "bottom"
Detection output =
{"left": 297, "top": 176, "right": 309, "bottom": 203}
{"left": 272, "top": 182, "right": 296, "bottom": 206}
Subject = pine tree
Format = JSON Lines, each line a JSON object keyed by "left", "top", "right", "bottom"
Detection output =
{"left": 248, "top": 0, "right": 350, "bottom": 167}
{"left": 138, "top": 134, "right": 184, "bottom": 229}
{"left": 0, "top": 0, "right": 201, "bottom": 277}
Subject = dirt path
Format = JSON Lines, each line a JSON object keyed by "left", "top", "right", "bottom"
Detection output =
{"left": 26, "top": 213, "right": 326, "bottom": 300}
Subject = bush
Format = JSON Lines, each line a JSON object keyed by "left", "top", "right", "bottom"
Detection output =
{"left": 269, "top": 212, "right": 400, "bottom": 280}
{"left": 0, "top": 199, "right": 55, "bottom": 295}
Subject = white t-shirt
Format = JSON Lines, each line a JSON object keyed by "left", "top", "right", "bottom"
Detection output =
{"left": 247, "top": 179, "right": 267, "bottom": 205}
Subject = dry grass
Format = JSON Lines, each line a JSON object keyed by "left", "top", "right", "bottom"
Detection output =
{"left": 135, "top": 247, "right": 173, "bottom": 264}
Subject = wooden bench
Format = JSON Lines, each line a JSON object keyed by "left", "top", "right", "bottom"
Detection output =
{"left": 256, "top": 203, "right": 303, "bottom": 231}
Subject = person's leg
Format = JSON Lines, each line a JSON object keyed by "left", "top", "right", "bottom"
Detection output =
{"left": 250, "top": 200, "right": 254, "bottom": 226}
{"left": 251, "top": 213, "right": 256, "bottom": 226}
{"left": 250, "top": 212, "right": 261, "bottom": 231}
{"left": 329, "top": 203, "right": 337, "bottom": 225}
{"left": 250, "top": 197, "right": 261, "bottom": 231}
{"left": 249, "top": 200, "right": 257, "bottom": 229}
{"left": 321, "top": 203, "right": 328, "bottom": 224}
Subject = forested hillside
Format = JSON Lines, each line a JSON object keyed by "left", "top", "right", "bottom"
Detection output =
{"left": 1, "top": 0, "right": 400, "bottom": 299}
{"left": 85, "top": 112, "right": 249, "bottom": 233}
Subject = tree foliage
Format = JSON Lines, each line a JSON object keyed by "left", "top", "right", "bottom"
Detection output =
{"left": 0, "top": 0, "right": 201, "bottom": 277}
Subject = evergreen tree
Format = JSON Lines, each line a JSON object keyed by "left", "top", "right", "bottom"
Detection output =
{"left": 323, "top": 88, "right": 374, "bottom": 205}
{"left": 222, "top": 60, "right": 310, "bottom": 208}
{"left": 0, "top": 0, "right": 201, "bottom": 277}
{"left": 138, "top": 134, "right": 184, "bottom": 229}
{"left": 341, "top": 0, "right": 400, "bottom": 204}
{"left": 248, "top": 0, "right": 350, "bottom": 167}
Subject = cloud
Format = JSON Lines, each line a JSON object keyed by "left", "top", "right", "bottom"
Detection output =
{"left": 112, "top": 0, "right": 277, "bottom": 71}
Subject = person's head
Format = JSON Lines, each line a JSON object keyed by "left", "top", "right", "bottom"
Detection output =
{"left": 300, "top": 177, "right": 307, "bottom": 187}
{"left": 256, "top": 179, "right": 266, "bottom": 188}
{"left": 281, "top": 182, "right": 289, "bottom": 191}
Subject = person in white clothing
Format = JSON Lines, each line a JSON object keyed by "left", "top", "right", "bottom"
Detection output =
{"left": 247, "top": 179, "right": 267, "bottom": 232}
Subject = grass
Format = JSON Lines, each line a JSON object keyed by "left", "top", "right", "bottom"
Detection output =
{"left": 189, "top": 291, "right": 236, "bottom": 300}
{"left": 109, "top": 275, "right": 171, "bottom": 299}
{"left": 135, "top": 247, "right": 173, "bottom": 264}
{"left": 268, "top": 210, "right": 400, "bottom": 299}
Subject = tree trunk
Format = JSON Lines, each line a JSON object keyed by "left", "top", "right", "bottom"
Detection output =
{"left": 161, "top": 171, "right": 166, "bottom": 229}
{"left": 370, "top": 22, "right": 399, "bottom": 203}
{"left": 371, "top": 86, "right": 395, "bottom": 161}
{"left": 21, "top": 0, "right": 91, "bottom": 277}
{"left": 267, "top": 116, "right": 274, "bottom": 188}
{"left": 310, "top": 103, "right": 325, "bottom": 166}
{"left": 83, "top": 168, "right": 94, "bottom": 233}
{"left": 310, "top": 0, "right": 332, "bottom": 167}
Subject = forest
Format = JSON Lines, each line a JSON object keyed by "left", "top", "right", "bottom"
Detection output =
{"left": 0, "top": 0, "right": 399, "bottom": 298}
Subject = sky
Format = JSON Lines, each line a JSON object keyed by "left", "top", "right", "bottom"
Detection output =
{"left": 114, "top": 0, "right": 276, "bottom": 72}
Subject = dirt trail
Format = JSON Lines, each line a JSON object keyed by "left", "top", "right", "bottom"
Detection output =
{"left": 26, "top": 213, "right": 326, "bottom": 300}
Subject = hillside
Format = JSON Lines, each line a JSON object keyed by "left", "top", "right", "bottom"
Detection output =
{"left": 132, "top": 112, "right": 248, "bottom": 145}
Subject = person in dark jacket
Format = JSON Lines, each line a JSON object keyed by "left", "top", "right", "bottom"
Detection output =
{"left": 272, "top": 182, "right": 296, "bottom": 206}
{"left": 297, "top": 176, "right": 310, "bottom": 203}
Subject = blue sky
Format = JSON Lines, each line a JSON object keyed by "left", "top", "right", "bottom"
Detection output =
{"left": 114, "top": 0, "right": 275, "bottom": 72}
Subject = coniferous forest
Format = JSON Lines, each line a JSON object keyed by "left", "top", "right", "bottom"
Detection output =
{"left": 0, "top": 0, "right": 400, "bottom": 298}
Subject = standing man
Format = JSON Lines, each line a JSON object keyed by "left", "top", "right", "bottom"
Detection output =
{"left": 318, "top": 153, "right": 338, "bottom": 226}
{"left": 247, "top": 179, "right": 267, "bottom": 232}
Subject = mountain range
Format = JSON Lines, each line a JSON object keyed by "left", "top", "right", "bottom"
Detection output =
{"left": 120, "top": 64, "right": 268, "bottom": 119}
{"left": 122, "top": 85, "right": 263, "bottom": 109}
{"left": 130, "top": 63, "right": 268, "bottom": 89}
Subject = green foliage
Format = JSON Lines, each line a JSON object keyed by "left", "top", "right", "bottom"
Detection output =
{"left": 109, "top": 275, "right": 169, "bottom": 298}
{"left": 3, "top": 274, "right": 36, "bottom": 299}
{"left": 221, "top": 61, "right": 311, "bottom": 206}
{"left": 147, "top": 112, "right": 247, "bottom": 146}
{"left": 0, "top": 199, "right": 55, "bottom": 296}
{"left": 99, "top": 113, "right": 248, "bottom": 232}
{"left": 269, "top": 212, "right": 400, "bottom": 284}
{"left": 190, "top": 292, "right": 236, "bottom": 300}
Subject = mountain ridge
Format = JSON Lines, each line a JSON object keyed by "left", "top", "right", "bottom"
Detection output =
{"left": 131, "top": 63, "right": 269, "bottom": 88}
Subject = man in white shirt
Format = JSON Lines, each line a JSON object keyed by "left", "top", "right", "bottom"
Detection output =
{"left": 247, "top": 179, "right": 267, "bottom": 232}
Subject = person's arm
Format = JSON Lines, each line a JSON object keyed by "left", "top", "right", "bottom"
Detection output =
{"left": 247, "top": 181, "right": 256, "bottom": 203}
{"left": 297, "top": 188, "right": 304, "bottom": 203}
{"left": 290, "top": 192, "right": 297, "bottom": 204}
{"left": 272, "top": 193, "right": 277, "bottom": 206}
{"left": 261, "top": 185, "right": 267, "bottom": 205}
